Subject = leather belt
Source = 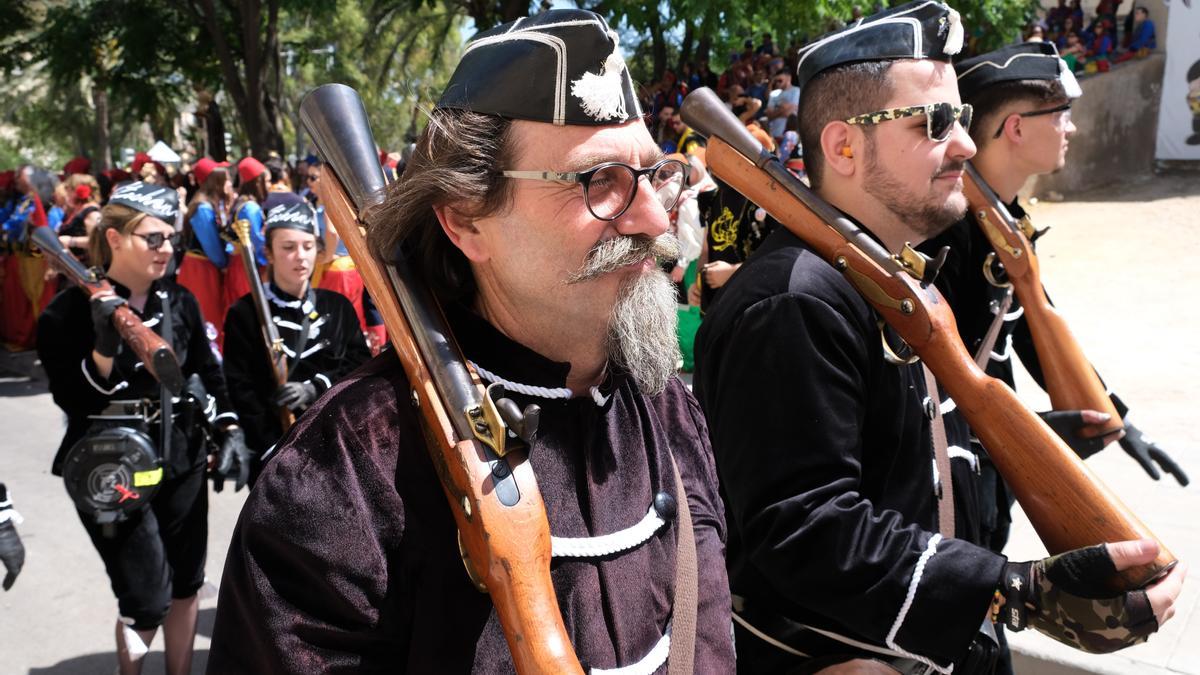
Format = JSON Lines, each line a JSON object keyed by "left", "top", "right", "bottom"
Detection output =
{"left": 89, "top": 399, "right": 178, "bottom": 423}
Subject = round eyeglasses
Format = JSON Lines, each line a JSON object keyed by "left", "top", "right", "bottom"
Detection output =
{"left": 502, "top": 157, "right": 689, "bottom": 221}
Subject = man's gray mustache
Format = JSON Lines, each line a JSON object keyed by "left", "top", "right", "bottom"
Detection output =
{"left": 566, "top": 234, "right": 681, "bottom": 284}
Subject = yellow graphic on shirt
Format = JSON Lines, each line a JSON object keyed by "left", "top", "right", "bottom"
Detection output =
{"left": 710, "top": 206, "right": 739, "bottom": 252}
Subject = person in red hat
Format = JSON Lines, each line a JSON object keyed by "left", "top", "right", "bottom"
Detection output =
{"left": 62, "top": 156, "right": 92, "bottom": 177}
{"left": 57, "top": 174, "right": 103, "bottom": 265}
{"left": 130, "top": 152, "right": 167, "bottom": 184}
{"left": 223, "top": 158, "right": 269, "bottom": 320}
{"left": 179, "top": 158, "right": 234, "bottom": 347}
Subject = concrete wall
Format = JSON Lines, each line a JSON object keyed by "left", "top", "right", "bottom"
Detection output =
{"left": 1026, "top": 54, "right": 1164, "bottom": 198}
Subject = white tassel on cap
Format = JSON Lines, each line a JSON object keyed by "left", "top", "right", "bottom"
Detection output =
{"left": 943, "top": 8, "right": 964, "bottom": 55}
{"left": 571, "top": 30, "right": 629, "bottom": 122}
{"left": 1059, "top": 59, "right": 1083, "bottom": 99}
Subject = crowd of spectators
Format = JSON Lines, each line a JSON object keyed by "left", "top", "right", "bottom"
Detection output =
{"left": 1036, "top": 0, "right": 1157, "bottom": 73}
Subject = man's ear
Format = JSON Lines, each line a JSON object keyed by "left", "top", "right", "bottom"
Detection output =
{"left": 820, "top": 121, "right": 858, "bottom": 179}
{"left": 433, "top": 204, "right": 489, "bottom": 263}
{"left": 1000, "top": 113, "right": 1024, "bottom": 144}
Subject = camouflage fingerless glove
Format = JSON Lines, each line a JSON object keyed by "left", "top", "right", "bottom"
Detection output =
{"left": 999, "top": 545, "right": 1157, "bottom": 654}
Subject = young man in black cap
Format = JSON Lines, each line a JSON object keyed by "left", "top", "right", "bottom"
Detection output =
{"left": 919, "top": 41, "right": 1187, "bottom": 559}
{"left": 694, "top": 2, "right": 1185, "bottom": 673}
{"left": 221, "top": 202, "right": 369, "bottom": 484}
{"left": 208, "top": 9, "right": 734, "bottom": 673}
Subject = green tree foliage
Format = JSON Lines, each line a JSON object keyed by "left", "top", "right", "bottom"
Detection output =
{"left": 0, "top": 0, "right": 218, "bottom": 168}
{"left": 0, "top": 0, "right": 1037, "bottom": 169}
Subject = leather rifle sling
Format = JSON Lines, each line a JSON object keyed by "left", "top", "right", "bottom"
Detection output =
{"left": 667, "top": 453, "right": 698, "bottom": 675}
{"left": 159, "top": 289, "right": 174, "bottom": 465}
{"left": 974, "top": 289, "right": 1014, "bottom": 369}
{"left": 922, "top": 366, "right": 955, "bottom": 538}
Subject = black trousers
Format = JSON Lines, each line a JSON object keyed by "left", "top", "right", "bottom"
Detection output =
{"left": 79, "top": 463, "right": 208, "bottom": 630}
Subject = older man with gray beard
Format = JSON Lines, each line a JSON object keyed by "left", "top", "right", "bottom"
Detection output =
{"left": 208, "top": 9, "right": 735, "bottom": 674}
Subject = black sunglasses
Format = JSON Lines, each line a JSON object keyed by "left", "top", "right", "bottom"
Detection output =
{"left": 131, "top": 231, "right": 181, "bottom": 251}
{"left": 992, "top": 102, "right": 1072, "bottom": 139}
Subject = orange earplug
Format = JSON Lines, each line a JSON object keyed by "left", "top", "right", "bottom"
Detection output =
{"left": 840, "top": 146, "right": 854, "bottom": 158}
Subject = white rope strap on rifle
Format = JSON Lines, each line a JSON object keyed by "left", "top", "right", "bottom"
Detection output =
{"left": 469, "top": 359, "right": 609, "bottom": 405}
{"left": 552, "top": 505, "right": 666, "bottom": 558}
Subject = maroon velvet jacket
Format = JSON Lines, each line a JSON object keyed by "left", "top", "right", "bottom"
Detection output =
{"left": 208, "top": 306, "right": 734, "bottom": 673}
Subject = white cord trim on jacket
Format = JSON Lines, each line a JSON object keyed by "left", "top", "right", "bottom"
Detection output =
{"left": 80, "top": 359, "right": 128, "bottom": 395}
{"left": 948, "top": 446, "right": 978, "bottom": 473}
{"left": 591, "top": 623, "right": 671, "bottom": 675}
{"left": 884, "top": 534, "right": 953, "bottom": 674}
{"left": 552, "top": 505, "right": 666, "bottom": 559}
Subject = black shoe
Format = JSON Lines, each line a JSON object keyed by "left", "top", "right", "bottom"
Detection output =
{"left": 1187, "top": 133, "right": 1200, "bottom": 146}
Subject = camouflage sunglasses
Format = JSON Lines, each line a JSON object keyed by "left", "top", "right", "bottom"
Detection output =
{"left": 846, "top": 102, "right": 973, "bottom": 143}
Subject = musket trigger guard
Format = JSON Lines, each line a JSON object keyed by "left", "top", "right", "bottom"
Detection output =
{"left": 457, "top": 531, "right": 489, "bottom": 593}
{"left": 878, "top": 319, "right": 920, "bottom": 366}
{"left": 982, "top": 252, "right": 1012, "bottom": 289}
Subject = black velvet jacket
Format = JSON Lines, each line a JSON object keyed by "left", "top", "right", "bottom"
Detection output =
{"left": 208, "top": 305, "right": 735, "bottom": 673}
{"left": 695, "top": 227, "right": 1005, "bottom": 672}
{"left": 222, "top": 283, "right": 370, "bottom": 453}
{"left": 37, "top": 279, "right": 235, "bottom": 477}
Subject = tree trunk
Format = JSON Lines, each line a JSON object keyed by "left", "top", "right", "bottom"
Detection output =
{"left": 649, "top": 12, "right": 666, "bottom": 82}
{"left": 679, "top": 22, "right": 694, "bottom": 72}
{"left": 192, "top": 0, "right": 284, "bottom": 160}
{"left": 696, "top": 32, "right": 712, "bottom": 68}
{"left": 93, "top": 85, "right": 111, "bottom": 171}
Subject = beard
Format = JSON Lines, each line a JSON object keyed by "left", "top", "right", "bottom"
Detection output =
{"left": 862, "top": 138, "right": 968, "bottom": 241}
{"left": 567, "top": 233, "right": 682, "bottom": 395}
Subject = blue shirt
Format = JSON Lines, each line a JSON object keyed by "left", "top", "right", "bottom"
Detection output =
{"left": 190, "top": 202, "right": 229, "bottom": 268}
{"left": 234, "top": 201, "right": 267, "bottom": 267}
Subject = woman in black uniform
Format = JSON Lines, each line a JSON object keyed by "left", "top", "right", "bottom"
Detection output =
{"left": 36, "top": 181, "right": 250, "bottom": 675}
{"left": 222, "top": 202, "right": 369, "bottom": 481}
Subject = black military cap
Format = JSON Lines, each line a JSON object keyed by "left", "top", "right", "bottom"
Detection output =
{"left": 265, "top": 202, "right": 318, "bottom": 237}
{"left": 794, "top": 1, "right": 964, "bottom": 101}
{"left": 956, "top": 41, "right": 1082, "bottom": 101}
{"left": 437, "top": 9, "right": 642, "bottom": 126}
{"left": 107, "top": 181, "right": 179, "bottom": 223}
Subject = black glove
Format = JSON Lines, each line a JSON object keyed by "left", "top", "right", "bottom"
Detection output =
{"left": 1000, "top": 545, "right": 1157, "bottom": 654}
{"left": 1119, "top": 422, "right": 1189, "bottom": 486}
{"left": 0, "top": 520, "right": 24, "bottom": 591}
{"left": 1108, "top": 394, "right": 1189, "bottom": 486}
{"left": 1039, "top": 410, "right": 1107, "bottom": 459}
{"left": 273, "top": 381, "right": 318, "bottom": 411}
{"left": 90, "top": 292, "right": 127, "bottom": 357}
{"left": 212, "top": 426, "right": 252, "bottom": 493}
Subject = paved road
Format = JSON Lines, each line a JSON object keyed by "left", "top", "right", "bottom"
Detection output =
{"left": 0, "top": 171, "right": 1195, "bottom": 673}
{"left": 0, "top": 349, "right": 247, "bottom": 674}
{"left": 1004, "top": 171, "right": 1200, "bottom": 674}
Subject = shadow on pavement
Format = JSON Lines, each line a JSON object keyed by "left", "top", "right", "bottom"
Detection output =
{"left": 197, "top": 606, "right": 216, "bottom": 639}
{"left": 28, "top": 649, "right": 209, "bottom": 674}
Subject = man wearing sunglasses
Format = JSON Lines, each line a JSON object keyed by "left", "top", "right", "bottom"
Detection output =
{"left": 695, "top": 3, "right": 1184, "bottom": 674}
{"left": 920, "top": 41, "right": 1188, "bottom": 549}
{"left": 209, "top": 9, "right": 735, "bottom": 673}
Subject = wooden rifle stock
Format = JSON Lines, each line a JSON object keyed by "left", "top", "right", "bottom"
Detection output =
{"left": 31, "top": 226, "right": 184, "bottom": 395}
{"left": 229, "top": 221, "right": 294, "bottom": 432}
{"left": 680, "top": 87, "right": 1174, "bottom": 591}
{"left": 301, "top": 84, "right": 581, "bottom": 673}
{"left": 961, "top": 166, "right": 1123, "bottom": 437}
